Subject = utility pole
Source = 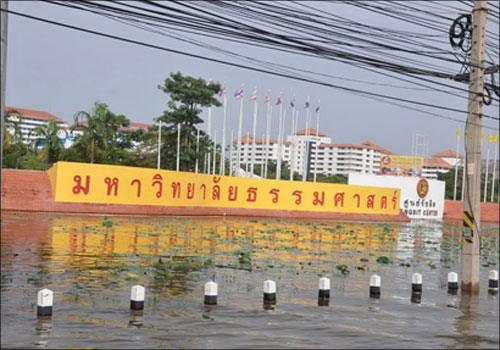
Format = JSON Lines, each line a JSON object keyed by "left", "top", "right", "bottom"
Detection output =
{"left": 461, "top": 0, "right": 487, "bottom": 294}
{"left": 1, "top": 0, "right": 9, "bottom": 170}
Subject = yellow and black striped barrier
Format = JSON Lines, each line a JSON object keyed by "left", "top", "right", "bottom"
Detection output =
{"left": 462, "top": 210, "right": 474, "bottom": 243}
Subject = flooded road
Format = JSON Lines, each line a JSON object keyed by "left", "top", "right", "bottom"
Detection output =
{"left": 1, "top": 211, "right": 498, "bottom": 349}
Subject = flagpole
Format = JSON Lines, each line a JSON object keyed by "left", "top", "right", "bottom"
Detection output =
{"left": 229, "top": 129, "right": 234, "bottom": 176}
{"left": 221, "top": 92, "right": 227, "bottom": 176}
{"left": 290, "top": 106, "right": 295, "bottom": 181}
{"left": 261, "top": 132, "right": 265, "bottom": 178}
{"left": 292, "top": 109, "right": 299, "bottom": 181}
{"left": 483, "top": 140, "right": 490, "bottom": 202}
{"left": 237, "top": 93, "right": 244, "bottom": 172}
{"left": 212, "top": 129, "right": 217, "bottom": 175}
{"left": 303, "top": 99, "right": 310, "bottom": 182}
{"left": 461, "top": 147, "right": 466, "bottom": 201}
{"left": 195, "top": 126, "right": 200, "bottom": 173}
{"left": 245, "top": 132, "right": 250, "bottom": 173}
{"left": 276, "top": 94, "right": 283, "bottom": 180}
{"left": 281, "top": 108, "right": 287, "bottom": 180}
{"left": 251, "top": 90, "right": 258, "bottom": 175}
{"left": 157, "top": 120, "right": 162, "bottom": 170}
{"left": 207, "top": 106, "right": 212, "bottom": 174}
{"left": 264, "top": 102, "right": 271, "bottom": 178}
{"left": 176, "top": 123, "right": 180, "bottom": 172}
{"left": 314, "top": 100, "right": 320, "bottom": 183}
{"left": 453, "top": 126, "right": 460, "bottom": 200}
{"left": 490, "top": 134, "right": 498, "bottom": 202}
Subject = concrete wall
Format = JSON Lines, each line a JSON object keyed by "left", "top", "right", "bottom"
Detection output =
{"left": 349, "top": 173, "right": 445, "bottom": 220}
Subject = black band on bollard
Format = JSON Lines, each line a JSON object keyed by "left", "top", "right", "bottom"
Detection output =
{"left": 489, "top": 279, "right": 499, "bottom": 289}
{"left": 369, "top": 286, "right": 381, "bottom": 298}
{"left": 318, "top": 298, "right": 329, "bottom": 306}
{"left": 448, "top": 282, "right": 458, "bottom": 291}
{"left": 411, "top": 292, "right": 422, "bottom": 304}
{"left": 204, "top": 295, "right": 217, "bottom": 305}
{"left": 264, "top": 292, "right": 276, "bottom": 304}
{"left": 37, "top": 306, "right": 52, "bottom": 317}
{"left": 412, "top": 283, "right": 422, "bottom": 293}
{"left": 130, "top": 300, "right": 144, "bottom": 310}
{"left": 318, "top": 289, "right": 330, "bottom": 299}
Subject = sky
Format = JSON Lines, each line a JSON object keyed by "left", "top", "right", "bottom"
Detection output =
{"left": 4, "top": 1, "right": 500, "bottom": 158}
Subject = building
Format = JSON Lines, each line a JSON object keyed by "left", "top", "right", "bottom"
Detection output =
{"left": 317, "top": 141, "right": 392, "bottom": 176}
{"left": 66, "top": 121, "right": 153, "bottom": 148}
{"left": 230, "top": 129, "right": 393, "bottom": 177}
{"left": 432, "top": 149, "right": 464, "bottom": 167}
{"left": 421, "top": 157, "right": 454, "bottom": 179}
{"left": 5, "top": 106, "right": 69, "bottom": 146}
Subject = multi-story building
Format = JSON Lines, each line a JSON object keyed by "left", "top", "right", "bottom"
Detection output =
{"left": 231, "top": 129, "right": 393, "bottom": 177}
{"left": 5, "top": 106, "right": 69, "bottom": 146}
{"left": 421, "top": 157, "right": 454, "bottom": 179}
{"left": 316, "top": 141, "right": 392, "bottom": 176}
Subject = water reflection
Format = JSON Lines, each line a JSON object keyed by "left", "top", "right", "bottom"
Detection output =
{"left": 1, "top": 211, "right": 498, "bottom": 349}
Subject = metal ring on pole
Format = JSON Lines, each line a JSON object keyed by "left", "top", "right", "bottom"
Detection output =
{"left": 482, "top": 87, "right": 492, "bottom": 106}
{"left": 449, "top": 14, "right": 472, "bottom": 52}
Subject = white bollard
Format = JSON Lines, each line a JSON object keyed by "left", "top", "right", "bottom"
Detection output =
{"left": 411, "top": 273, "right": 423, "bottom": 293}
{"left": 318, "top": 277, "right": 330, "bottom": 306}
{"left": 263, "top": 280, "right": 276, "bottom": 304}
{"left": 489, "top": 270, "right": 498, "bottom": 290}
{"left": 37, "top": 289, "right": 53, "bottom": 317}
{"left": 369, "top": 274, "right": 381, "bottom": 298}
{"left": 204, "top": 281, "right": 218, "bottom": 305}
{"left": 447, "top": 272, "right": 459, "bottom": 293}
{"left": 130, "top": 285, "right": 145, "bottom": 311}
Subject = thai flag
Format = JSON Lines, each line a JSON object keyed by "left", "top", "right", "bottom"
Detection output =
{"left": 264, "top": 90, "right": 270, "bottom": 103}
{"left": 250, "top": 88, "right": 257, "bottom": 101}
{"left": 234, "top": 86, "right": 244, "bottom": 99}
{"left": 304, "top": 97, "right": 310, "bottom": 108}
{"left": 290, "top": 95, "right": 296, "bottom": 108}
{"left": 275, "top": 92, "right": 283, "bottom": 105}
{"left": 315, "top": 102, "right": 320, "bottom": 113}
{"left": 218, "top": 82, "right": 226, "bottom": 97}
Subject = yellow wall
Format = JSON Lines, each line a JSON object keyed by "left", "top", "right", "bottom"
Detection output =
{"left": 49, "top": 162, "right": 401, "bottom": 215}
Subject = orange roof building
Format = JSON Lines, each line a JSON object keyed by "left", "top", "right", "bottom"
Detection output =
{"left": 5, "top": 106, "right": 69, "bottom": 145}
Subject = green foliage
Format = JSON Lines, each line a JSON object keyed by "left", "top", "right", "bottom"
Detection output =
{"left": 67, "top": 102, "right": 131, "bottom": 164}
{"left": 438, "top": 168, "right": 499, "bottom": 202}
{"left": 101, "top": 216, "right": 113, "bottom": 227}
{"left": 157, "top": 72, "right": 221, "bottom": 172}
{"left": 317, "top": 174, "right": 348, "bottom": 184}
{"left": 376, "top": 256, "right": 392, "bottom": 264}
{"left": 31, "top": 119, "right": 68, "bottom": 169}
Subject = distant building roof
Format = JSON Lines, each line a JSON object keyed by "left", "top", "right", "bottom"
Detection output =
{"left": 5, "top": 106, "right": 66, "bottom": 124}
{"left": 423, "top": 157, "right": 453, "bottom": 169}
{"left": 295, "top": 128, "right": 327, "bottom": 137}
{"left": 432, "top": 149, "right": 464, "bottom": 159}
{"left": 319, "top": 141, "right": 393, "bottom": 155}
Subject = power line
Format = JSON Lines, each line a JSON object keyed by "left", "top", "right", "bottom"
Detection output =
{"left": 4, "top": 7, "right": 498, "bottom": 128}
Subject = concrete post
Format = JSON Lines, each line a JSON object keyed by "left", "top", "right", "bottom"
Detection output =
{"left": 461, "top": 0, "right": 487, "bottom": 294}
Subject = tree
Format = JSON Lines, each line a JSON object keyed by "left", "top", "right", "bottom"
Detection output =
{"left": 30, "top": 119, "right": 67, "bottom": 169}
{"left": 157, "top": 72, "right": 221, "bottom": 172}
{"left": 70, "top": 102, "right": 131, "bottom": 164}
{"left": 2, "top": 109, "right": 31, "bottom": 169}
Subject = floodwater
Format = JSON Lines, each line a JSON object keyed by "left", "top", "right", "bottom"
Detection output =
{"left": 1, "top": 211, "right": 498, "bottom": 349}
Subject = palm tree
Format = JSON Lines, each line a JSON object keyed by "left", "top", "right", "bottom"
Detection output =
{"left": 71, "top": 102, "right": 130, "bottom": 164}
{"left": 30, "top": 119, "right": 67, "bottom": 169}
